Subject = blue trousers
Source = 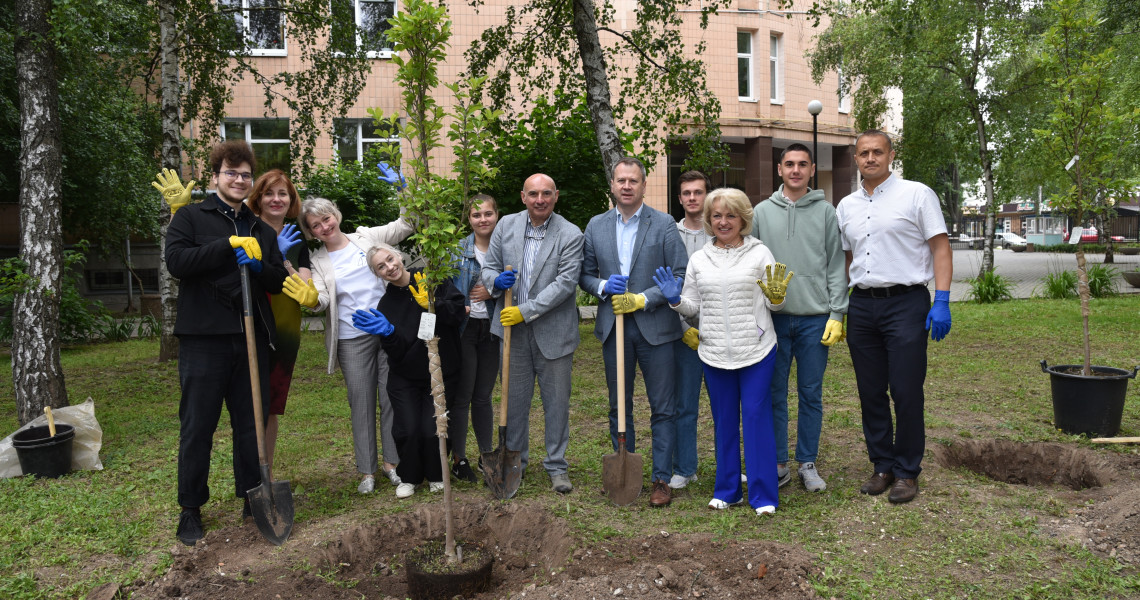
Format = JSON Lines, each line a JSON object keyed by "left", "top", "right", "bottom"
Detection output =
{"left": 770, "top": 313, "right": 830, "bottom": 464}
{"left": 602, "top": 317, "right": 677, "bottom": 482}
{"left": 704, "top": 351, "right": 778, "bottom": 510}
{"left": 671, "top": 338, "right": 703, "bottom": 478}
{"left": 846, "top": 289, "right": 929, "bottom": 479}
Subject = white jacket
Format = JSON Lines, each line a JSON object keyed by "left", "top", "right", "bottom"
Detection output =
{"left": 672, "top": 236, "right": 783, "bottom": 370}
{"left": 310, "top": 218, "right": 414, "bottom": 373}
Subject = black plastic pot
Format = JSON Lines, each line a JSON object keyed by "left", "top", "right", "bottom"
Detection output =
{"left": 405, "top": 541, "right": 494, "bottom": 600}
{"left": 1041, "top": 361, "right": 1137, "bottom": 437}
{"left": 13, "top": 424, "right": 75, "bottom": 478}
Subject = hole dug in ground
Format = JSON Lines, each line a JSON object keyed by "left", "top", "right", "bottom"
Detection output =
{"left": 932, "top": 439, "right": 1113, "bottom": 490}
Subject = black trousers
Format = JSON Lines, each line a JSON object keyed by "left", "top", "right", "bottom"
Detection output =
{"left": 390, "top": 376, "right": 445, "bottom": 485}
{"left": 177, "top": 333, "right": 270, "bottom": 508}
{"left": 846, "top": 288, "right": 929, "bottom": 479}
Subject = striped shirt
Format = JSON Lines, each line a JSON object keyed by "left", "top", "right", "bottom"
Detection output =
{"left": 517, "top": 218, "right": 550, "bottom": 305}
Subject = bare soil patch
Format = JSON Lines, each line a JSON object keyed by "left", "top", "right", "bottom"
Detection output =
{"left": 122, "top": 501, "right": 818, "bottom": 600}
{"left": 932, "top": 439, "right": 1114, "bottom": 490}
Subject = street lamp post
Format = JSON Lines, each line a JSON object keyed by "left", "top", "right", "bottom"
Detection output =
{"left": 807, "top": 100, "right": 823, "bottom": 190}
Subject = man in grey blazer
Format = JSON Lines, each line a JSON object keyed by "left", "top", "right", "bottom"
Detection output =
{"left": 481, "top": 173, "right": 584, "bottom": 494}
{"left": 580, "top": 157, "right": 688, "bottom": 507}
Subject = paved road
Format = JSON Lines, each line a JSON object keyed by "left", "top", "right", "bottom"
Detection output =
{"left": 947, "top": 248, "right": 1140, "bottom": 301}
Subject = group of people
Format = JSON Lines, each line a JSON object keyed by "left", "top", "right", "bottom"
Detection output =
{"left": 163, "top": 128, "right": 953, "bottom": 546}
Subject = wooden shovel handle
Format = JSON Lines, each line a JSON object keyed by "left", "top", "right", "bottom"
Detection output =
{"left": 499, "top": 266, "right": 513, "bottom": 428}
{"left": 616, "top": 312, "right": 625, "bottom": 434}
{"left": 44, "top": 406, "right": 56, "bottom": 437}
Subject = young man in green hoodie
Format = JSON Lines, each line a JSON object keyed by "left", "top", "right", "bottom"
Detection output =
{"left": 750, "top": 143, "right": 848, "bottom": 493}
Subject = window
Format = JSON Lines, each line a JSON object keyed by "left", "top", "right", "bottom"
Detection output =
{"left": 223, "top": 119, "right": 291, "bottom": 175}
{"left": 219, "top": 0, "right": 285, "bottom": 55}
{"left": 769, "top": 33, "right": 783, "bottom": 104}
{"left": 737, "top": 31, "right": 753, "bottom": 100}
{"left": 334, "top": 118, "right": 399, "bottom": 164}
{"left": 332, "top": 0, "right": 396, "bottom": 57}
{"left": 837, "top": 63, "right": 851, "bottom": 114}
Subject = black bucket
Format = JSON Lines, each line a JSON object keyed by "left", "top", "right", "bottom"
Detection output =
{"left": 1041, "top": 361, "right": 1137, "bottom": 437}
{"left": 13, "top": 424, "right": 75, "bottom": 478}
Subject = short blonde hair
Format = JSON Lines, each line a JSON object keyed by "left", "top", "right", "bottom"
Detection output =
{"left": 365, "top": 243, "right": 402, "bottom": 278}
{"left": 703, "top": 188, "right": 753, "bottom": 237}
{"left": 298, "top": 197, "right": 342, "bottom": 239}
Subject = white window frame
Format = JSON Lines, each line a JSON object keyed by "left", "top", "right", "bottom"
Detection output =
{"left": 341, "top": 0, "right": 397, "bottom": 59}
{"left": 769, "top": 33, "right": 783, "bottom": 105}
{"left": 737, "top": 31, "right": 755, "bottom": 102}
{"left": 334, "top": 118, "right": 400, "bottom": 163}
{"left": 220, "top": 0, "right": 287, "bottom": 57}
{"left": 221, "top": 119, "right": 292, "bottom": 174}
{"left": 837, "top": 63, "right": 851, "bottom": 114}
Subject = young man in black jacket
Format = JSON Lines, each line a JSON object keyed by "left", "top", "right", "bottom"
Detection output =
{"left": 163, "top": 141, "right": 287, "bottom": 545}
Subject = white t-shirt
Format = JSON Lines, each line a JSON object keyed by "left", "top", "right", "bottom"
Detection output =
{"left": 469, "top": 245, "right": 489, "bottom": 320}
{"left": 836, "top": 174, "right": 947, "bottom": 289}
{"left": 329, "top": 242, "right": 385, "bottom": 339}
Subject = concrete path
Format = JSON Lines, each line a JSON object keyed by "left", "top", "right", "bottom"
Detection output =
{"left": 947, "top": 248, "right": 1140, "bottom": 301}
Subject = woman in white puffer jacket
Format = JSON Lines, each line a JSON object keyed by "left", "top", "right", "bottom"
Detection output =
{"left": 654, "top": 187, "right": 792, "bottom": 515}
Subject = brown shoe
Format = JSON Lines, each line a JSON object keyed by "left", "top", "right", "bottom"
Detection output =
{"left": 888, "top": 478, "right": 918, "bottom": 504}
{"left": 649, "top": 479, "right": 672, "bottom": 507}
{"left": 859, "top": 472, "right": 895, "bottom": 495}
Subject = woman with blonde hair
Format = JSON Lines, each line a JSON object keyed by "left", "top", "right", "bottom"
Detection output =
{"left": 654, "top": 187, "right": 793, "bottom": 515}
{"left": 282, "top": 197, "right": 413, "bottom": 494}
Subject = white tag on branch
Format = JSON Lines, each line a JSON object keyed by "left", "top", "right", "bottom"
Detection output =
{"left": 417, "top": 312, "right": 436, "bottom": 341}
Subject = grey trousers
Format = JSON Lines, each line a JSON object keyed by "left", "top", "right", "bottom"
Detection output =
{"left": 503, "top": 322, "right": 572, "bottom": 476}
{"left": 337, "top": 334, "right": 399, "bottom": 474}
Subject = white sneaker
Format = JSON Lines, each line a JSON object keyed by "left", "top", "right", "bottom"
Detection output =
{"left": 755, "top": 505, "right": 776, "bottom": 516}
{"left": 395, "top": 482, "right": 415, "bottom": 498}
{"left": 741, "top": 473, "right": 747, "bottom": 484}
{"left": 428, "top": 481, "right": 444, "bottom": 493}
{"left": 357, "top": 475, "right": 375, "bottom": 494}
{"left": 668, "top": 474, "right": 697, "bottom": 489}
{"left": 708, "top": 498, "right": 743, "bottom": 510}
{"left": 777, "top": 464, "right": 791, "bottom": 487}
{"left": 798, "top": 462, "right": 827, "bottom": 492}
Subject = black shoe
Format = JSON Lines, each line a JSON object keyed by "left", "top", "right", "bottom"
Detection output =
{"left": 177, "top": 508, "right": 204, "bottom": 546}
{"left": 241, "top": 498, "right": 252, "bottom": 519}
{"left": 452, "top": 459, "right": 478, "bottom": 483}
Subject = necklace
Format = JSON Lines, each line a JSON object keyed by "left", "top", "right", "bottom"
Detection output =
{"left": 716, "top": 238, "right": 742, "bottom": 249}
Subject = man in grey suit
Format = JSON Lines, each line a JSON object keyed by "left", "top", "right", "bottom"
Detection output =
{"left": 482, "top": 173, "right": 584, "bottom": 494}
{"left": 580, "top": 157, "right": 688, "bottom": 507}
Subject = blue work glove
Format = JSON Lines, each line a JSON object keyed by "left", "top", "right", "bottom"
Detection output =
{"left": 378, "top": 162, "right": 406, "bottom": 190}
{"left": 277, "top": 223, "right": 302, "bottom": 257}
{"left": 493, "top": 268, "right": 517, "bottom": 291}
{"left": 652, "top": 266, "right": 682, "bottom": 305}
{"left": 352, "top": 308, "right": 394, "bottom": 337}
{"left": 235, "top": 247, "right": 262, "bottom": 274}
{"left": 925, "top": 290, "right": 952, "bottom": 342}
{"left": 603, "top": 274, "right": 629, "bottom": 295}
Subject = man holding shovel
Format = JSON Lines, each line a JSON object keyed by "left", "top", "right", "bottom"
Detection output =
{"left": 580, "top": 157, "right": 688, "bottom": 507}
{"left": 162, "top": 141, "right": 286, "bottom": 545}
{"left": 481, "top": 173, "right": 584, "bottom": 494}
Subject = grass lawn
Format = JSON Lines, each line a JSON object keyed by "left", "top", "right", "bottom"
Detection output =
{"left": 1, "top": 296, "right": 1138, "bottom": 599}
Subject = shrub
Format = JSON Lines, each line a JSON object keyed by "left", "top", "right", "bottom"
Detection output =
{"left": 0, "top": 242, "right": 110, "bottom": 344}
{"left": 1085, "top": 264, "right": 1118, "bottom": 298}
{"left": 301, "top": 147, "right": 400, "bottom": 235}
{"left": 967, "top": 270, "right": 1013, "bottom": 303}
{"left": 1037, "top": 269, "right": 1078, "bottom": 299}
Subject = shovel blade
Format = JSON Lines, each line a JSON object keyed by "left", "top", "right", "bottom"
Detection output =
{"left": 481, "top": 426, "right": 522, "bottom": 500}
{"left": 247, "top": 472, "right": 294, "bottom": 545}
{"left": 602, "top": 447, "right": 643, "bottom": 506}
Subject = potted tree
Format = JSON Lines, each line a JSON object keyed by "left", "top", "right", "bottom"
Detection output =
{"left": 1035, "top": 0, "right": 1137, "bottom": 437}
{"left": 373, "top": 1, "right": 498, "bottom": 596}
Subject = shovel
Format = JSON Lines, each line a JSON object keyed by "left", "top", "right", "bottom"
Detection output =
{"left": 481, "top": 267, "right": 523, "bottom": 499}
{"left": 602, "top": 312, "right": 643, "bottom": 505}
{"left": 44, "top": 407, "right": 56, "bottom": 437}
{"left": 240, "top": 265, "right": 294, "bottom": 545}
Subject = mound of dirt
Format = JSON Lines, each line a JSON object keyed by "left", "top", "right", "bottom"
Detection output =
{"left": 122, "top": 501, "right": 819, "bottom": 599}
{"left": 932, "top": 439, "right": 1113, "bottom": 490}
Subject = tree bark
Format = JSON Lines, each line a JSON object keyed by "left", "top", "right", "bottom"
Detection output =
{"left": 972, "top": 105, "right": 996, "bottom": 277}
{"left": 571, "top": 0, "right": 622, "bottom": 184}
{"left": 158, "top": 0, "right": 182, "bottom": 362}
{"left": 14, "top": 0, "right": 68, "bottom": 424}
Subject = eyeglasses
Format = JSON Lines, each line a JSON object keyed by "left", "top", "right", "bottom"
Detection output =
{"left": 218, "top": 170, "right": 254, "bottom": 182}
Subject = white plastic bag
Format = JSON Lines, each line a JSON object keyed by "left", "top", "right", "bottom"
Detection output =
{"left": 0, "top": 398, "right": 104, "bottom": 478}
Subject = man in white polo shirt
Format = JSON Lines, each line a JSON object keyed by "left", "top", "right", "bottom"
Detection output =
{"left": 836, "top": 129, "right": 952, "bottom": 504}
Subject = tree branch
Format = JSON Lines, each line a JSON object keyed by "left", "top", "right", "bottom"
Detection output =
{"left": 596, "top": 27, "right": 667, "bottom": 73}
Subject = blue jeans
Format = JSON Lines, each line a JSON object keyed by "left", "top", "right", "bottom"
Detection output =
{"left": 770, "top": 313, "right": 830, "bottom": 464}
{"left": 602, "top": 317, "right": 677, "bottom": 482}
{"left": 671, "top": 338, "right": 703, "bottom": 478}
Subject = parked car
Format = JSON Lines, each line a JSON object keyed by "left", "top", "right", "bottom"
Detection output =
{"left": 996, "top": 231, "right": 1027, "bottom": 249}
{"left": 1061, "top": 227, "right": 1124, "bottom": 243}
{"left": 956, "top": 234, "right": 980, "bottom": 249}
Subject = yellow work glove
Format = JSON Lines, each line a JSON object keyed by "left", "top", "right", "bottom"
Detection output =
{"left": 281, "top": 273, "right": 319, "bottom": 308}
{"left": 821, "top": 318, "right": 845, "bottom": 347}
{"left": 152, "top": 168, "right": 196, "bottom": 215}
{"left": 612, "top": 292, "right": 646, "bottom": 315}
{"left": 756, "top": 263, "right": 793, "bottom": 305}
{"left": 229, "top": 236, "right": 262, "bottom": 261}
{"left": 682, "top": 327, "right": 700, "bottom": 351}
{"left": 410, "top": 271, "right": 430, "bottom": 311}
{"left": 500, "top": 306, "right": 524, "bottom": 327}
